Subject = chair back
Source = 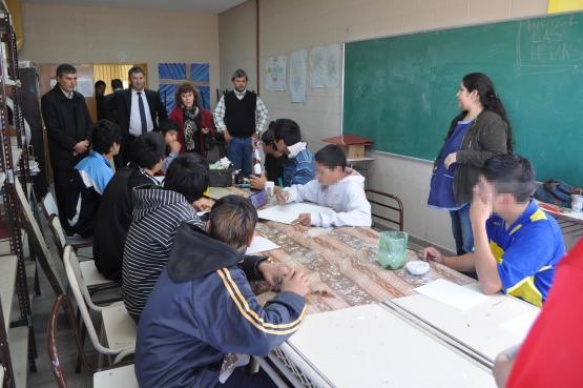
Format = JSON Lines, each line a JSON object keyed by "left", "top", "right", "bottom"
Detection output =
{"left": 48, "top": 214, "right": 67, "bottom": 258}
{"left": 365, "top": 189, "right": 404, "bottom": 231}
{"left": 42, "top": 192, "right": 59, "bottom": 219}
{"left": 13, "top": 177, "right": 65, "bottom": 294}
{"left": 48, "top": 294, "right": 86, "bottom": 387}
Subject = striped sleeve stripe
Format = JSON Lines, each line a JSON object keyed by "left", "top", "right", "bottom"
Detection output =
{"left": 217, "top": 268, "right": 306, "bottom": 335}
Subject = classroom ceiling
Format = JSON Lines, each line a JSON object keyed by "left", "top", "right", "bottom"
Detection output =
{"left": 20, "top": 0, "right": 248, "bottom": 13}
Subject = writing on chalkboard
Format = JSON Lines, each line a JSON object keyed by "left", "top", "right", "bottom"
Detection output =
{"left": 518, "top": 15, "right": 583, "bottom": 72}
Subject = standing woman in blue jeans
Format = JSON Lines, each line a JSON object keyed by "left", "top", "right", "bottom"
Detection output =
{"left": 428, "top": 73, "right": 513, "bottom": 255}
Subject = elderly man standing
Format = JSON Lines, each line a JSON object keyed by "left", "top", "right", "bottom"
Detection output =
{"left": 214, "top": 69, "right": 269, "bottom": 177}
{"left": 41, "top": 63, "right": 92, "bottom": 234}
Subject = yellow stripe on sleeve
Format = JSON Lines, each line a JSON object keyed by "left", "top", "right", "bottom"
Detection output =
{"left": 217, "top": 268, "right": 306, "bottom": 335}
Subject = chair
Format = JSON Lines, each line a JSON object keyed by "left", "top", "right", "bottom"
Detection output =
{"left": 365, "top": 189, "right": 404, "bottom": 231}
{"left": 63, "top": 245, "right": 136, "bottom": 366}
{"left": 47, "top": 294, "right": 138, "bottom": 388}
{"left": 48, "top": 215, "right": 113, "bottom": 291}
{"left": 42, "top": 192, "right": 59, "bottom": 221}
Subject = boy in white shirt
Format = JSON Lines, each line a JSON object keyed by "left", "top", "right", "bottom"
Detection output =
{"left": 275, "top": 144, "right": 372, "bottom": 227}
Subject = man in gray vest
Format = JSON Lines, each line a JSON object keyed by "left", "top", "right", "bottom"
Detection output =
{"left": 213, "top": 69, "right": 269, "bottom": 176}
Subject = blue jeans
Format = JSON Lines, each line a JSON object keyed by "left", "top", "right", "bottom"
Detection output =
{"left": 228, "top": 137, "right": 253, "bottom": 177}
{"left": 450, "top": 204, "right": 473, "bottom": 255}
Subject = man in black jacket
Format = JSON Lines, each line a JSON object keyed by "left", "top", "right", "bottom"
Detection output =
{"left": 106, "top": 66, "right": 167, "bottom": 164}
{"left": 93, "top": 132, "right": 166, "bottom": 281}
{"left": 41, "top": 63, "right": 92, "bottom": 233}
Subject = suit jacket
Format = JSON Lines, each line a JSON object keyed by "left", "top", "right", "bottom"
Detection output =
{"left": 105, "top": 88, "right": 168, "bottom": 145}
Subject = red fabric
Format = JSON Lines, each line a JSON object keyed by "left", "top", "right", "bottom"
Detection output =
{"left": 168, "top": 107, "right": 216, "bottom": 156}
{"left": 507, "top": 238, "right": 583, "bottom": 388}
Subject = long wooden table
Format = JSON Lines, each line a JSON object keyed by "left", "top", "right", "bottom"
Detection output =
{"left": 253, "top": 222, "right": 474, "bottom": 314}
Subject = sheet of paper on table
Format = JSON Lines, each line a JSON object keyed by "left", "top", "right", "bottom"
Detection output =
{"left": 257, "top": 202, "right": 334, "bottom": 224}
{"left": 246, "top": 236, "right": 280, "bottom": 254}
{"left": 207, "top": 187, "right": 236, "bottom": 200}
{"left": 415, "top": 279, "right": 489, "bottom": 311}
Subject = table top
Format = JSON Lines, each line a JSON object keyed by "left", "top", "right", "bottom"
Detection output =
{"left": 253, "top": 222, "right": 475, "bottom": 314}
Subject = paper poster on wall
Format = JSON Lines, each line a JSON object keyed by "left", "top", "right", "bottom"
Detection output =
{"left": 289, "top": 49, "right": 308, "bottom": 103}
{"left": 548, "top": 0, "right": 583, "bottom": 13}
{"left": 309, "top": 44, "right": 340, "bottom": 88}
{"left": 265, "top": 56, "right": 287, "bottom": 91}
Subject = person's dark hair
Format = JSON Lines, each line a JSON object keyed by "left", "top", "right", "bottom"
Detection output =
{"left": 315, "top": 144, "right": 347, "bottom": 169}
{"left": 91, "top": 120, "right": 121, "bottom": 154}
{"left": 164, "top": 153, "right": 209, "bottom": 203}
{"left": 128, "top": 66, "right": 145, "bottom": 77}
{"left": 209, "top": 195, "right": 257, "bottom": 249}
{"left": 111, "top": 79, "right": 123, "bottom": 90}
{"left": 481, "top": 154, "right": 535, "bottom": 203}
{"left": 174, "top": 82, "right": 199, "bottom": 108}
{"left": 56, "top": 64, "right": 77, "bottom": 77}
{"left": 94, "top": 80, "right": 106, "bottom": 89}
{"left": 261, "top": 127, "right": 276, "bottom": 146}
{"left": 129, "top": 132, "right": 166, "bottom": 169}
{"left": 231, "top": 68, "right": 248, "bottom": 81}
{"left": 158, "top": 120, "right": 179, "bottom": 135}
{"left": 273, "top": 118, "right": 302, "bottom": 146}
{"left": 448, "top": 73, "right": 514, "bottom": 153}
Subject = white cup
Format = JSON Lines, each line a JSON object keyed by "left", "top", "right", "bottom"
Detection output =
{"left": 265, "top": 181, "right": 275, "bottom": 197}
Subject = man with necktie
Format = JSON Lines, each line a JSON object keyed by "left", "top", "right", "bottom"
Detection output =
{"left": 106, "top": 66, "right": 167, "bottom": 165}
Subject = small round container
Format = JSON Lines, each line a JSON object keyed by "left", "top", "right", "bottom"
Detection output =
{"left": 406, "top": 261, "right": 430, "bottom": 276}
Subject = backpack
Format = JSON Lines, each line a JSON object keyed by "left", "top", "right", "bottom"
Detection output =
{"left": 533, "top": 180, "right": 575, "bottom": 208}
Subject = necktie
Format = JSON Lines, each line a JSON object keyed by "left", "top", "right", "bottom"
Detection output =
{"left": 138, "top": 92, "right": 147, "bottom": 134}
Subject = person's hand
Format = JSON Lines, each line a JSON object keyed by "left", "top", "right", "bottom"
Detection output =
{"left": 223, "top": 129, "right": 232, "bottom": 142}
{"left": 419, "top": 246, "right": 444, "bottom": 264}
{"left": 192, "top": 197, "right": 213, "bottom": 212}
{"left": 444, "top": 152, "right": 457, "bottom": 169}
{"left": 73, "top": 140, "right": 89, "bottom": 155}
{"left": 470, "top": 185, "right": 493, "bottom": 226}
{"left": 292, "top": 213, "right": 311, "bottom": 226}
{"left": 250, "top": 173, "right": 267, "bottom": 190}
{"left": 258, "top": 260, "right": 291, "bottom": 289}
{"left": 168, "top": 139, "right": 181, "bottom": 153}
{"left": 274, "top": 187, "right": 289, "bottom": 203}
{"left": 202, "top": 127, "right": 210, "bottom": 135}
{"left": 280, "top": 270, "right": 310, "bottom": 297}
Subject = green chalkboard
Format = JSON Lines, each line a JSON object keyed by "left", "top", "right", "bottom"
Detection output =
{"left": 344, "top": 12, "right": 583, "bottom": 187}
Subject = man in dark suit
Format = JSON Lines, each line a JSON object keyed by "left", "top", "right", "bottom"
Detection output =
{"left": 106, "top": 66, "right": 167, "bottom": 164}
{"left": 41, "top": 63, "right": 92, "bottom": 234}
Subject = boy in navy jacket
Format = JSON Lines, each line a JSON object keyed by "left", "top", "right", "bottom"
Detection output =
{"left": 136, "top": 195, "right": 309, "bottom": 387}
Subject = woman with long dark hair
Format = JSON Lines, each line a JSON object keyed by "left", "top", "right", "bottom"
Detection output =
{"left": 428, "top": 72, "right": 513, "bottom": 255}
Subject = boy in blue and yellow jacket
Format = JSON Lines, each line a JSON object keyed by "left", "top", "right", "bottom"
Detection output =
{"left": 136, "top": 195, "right": 309, "bottom": 387}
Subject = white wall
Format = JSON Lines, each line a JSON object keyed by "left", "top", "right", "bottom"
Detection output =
{"left": 218, "top": 0, "right": 549, "bottom": 250}
{"left": 20, "top": 3, "right": 220, "bottom": 93}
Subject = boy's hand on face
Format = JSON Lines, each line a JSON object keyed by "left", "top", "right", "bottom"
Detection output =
{"left": 168, "top": 139, "right": 182, "bottom": 153}
{"left": 471, "top": 185, "right": 493, "bottom": 226}
{"left": 280, "top": 270, "right": 310, "bottom": 297}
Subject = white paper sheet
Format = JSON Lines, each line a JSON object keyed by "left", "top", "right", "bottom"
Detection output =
{"left": 257, "top": 203, "right": 334, "bottom": 224}
{"left": 246, "top": 236, "right": 280, "bottom": 254}
{"left": 414, "top": 279, "right": 489, "bottom": 311}
{"left": 500, "top": 312, "right": 538, "bottom": 339}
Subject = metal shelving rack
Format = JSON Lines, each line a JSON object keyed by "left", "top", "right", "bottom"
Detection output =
{"left": 0, "top": 5, "right": 36, "bottom": 388}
